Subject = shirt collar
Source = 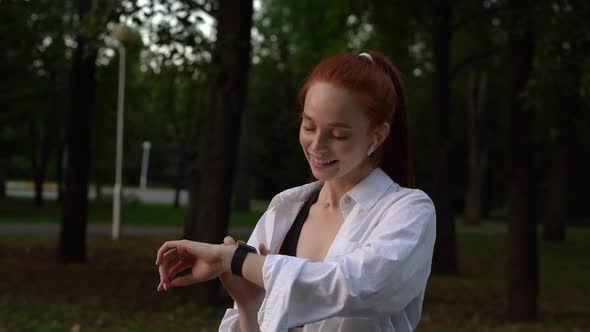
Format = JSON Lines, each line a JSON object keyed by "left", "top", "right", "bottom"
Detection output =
{"left": 269, "top": 168, "right": 395, "bottom": 211}
{"left": 268, "top": 181, "right": 323, "bottom": 209}
{"left": 345, "top": 167, "right": 395, "bottom": 211}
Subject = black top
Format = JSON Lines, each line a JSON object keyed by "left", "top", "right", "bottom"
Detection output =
{"left": 278, "top": 185, "right": 322, "bottom": 256}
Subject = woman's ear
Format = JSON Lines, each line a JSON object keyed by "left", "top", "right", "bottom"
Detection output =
{"left": 377, "top": 122, "right": 391, "bottom": 146}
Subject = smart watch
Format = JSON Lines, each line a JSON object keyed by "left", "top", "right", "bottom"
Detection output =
{"left": 231, "top": 243, "right": 257, "bottom": 277}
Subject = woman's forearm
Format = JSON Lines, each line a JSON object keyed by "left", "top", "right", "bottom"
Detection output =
{"left": 242, "top": 253, "right": 266, "bottom": 288}
{"left": 220, "top": 245, "right": 266, "bottom": 288}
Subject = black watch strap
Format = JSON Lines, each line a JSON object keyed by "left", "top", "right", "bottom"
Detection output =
{"left": 231, "top": 244, "right": 257, "bottom": 277}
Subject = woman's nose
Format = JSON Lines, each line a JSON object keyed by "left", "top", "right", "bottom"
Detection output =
{"left": 310, "top": 132, "right": 328, "bottom": 152}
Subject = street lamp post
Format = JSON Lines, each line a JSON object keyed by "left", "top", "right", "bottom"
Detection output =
{"left": 111, "top": 25, "right": 139, "bottom": 240}
{"left": 139, "top": 141, "right": 151, "bottom": 190}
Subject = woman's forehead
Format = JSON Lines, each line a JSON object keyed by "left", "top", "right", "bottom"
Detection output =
{"left": 303, "top": 82, "right": 367, "bottom": 126}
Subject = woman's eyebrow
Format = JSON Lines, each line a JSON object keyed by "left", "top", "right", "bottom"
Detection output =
{"left": 301, "top": 113, "right": 353, "bottom": 129}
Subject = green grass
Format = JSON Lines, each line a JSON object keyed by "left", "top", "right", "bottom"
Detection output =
{"left": 1, "top": 231, "right": 589, "bottom": 331}
{"left": 0, "top": 197, "right": 267, "bottom": 227}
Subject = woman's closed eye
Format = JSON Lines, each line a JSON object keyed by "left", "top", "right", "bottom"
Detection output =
{"left": 331, "top": 134, "right": 349, "bottom": 140}
{"left": 303, "top": 127, "right": 349, "bottom": 140}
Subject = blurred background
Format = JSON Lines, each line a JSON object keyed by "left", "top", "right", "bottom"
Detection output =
{"left": 1, "top": 0, "right": 589, "bottom": 331}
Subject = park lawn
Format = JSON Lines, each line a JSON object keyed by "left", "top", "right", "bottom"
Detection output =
{"left": 1, "top": 232, "right": 589, "bottom": 331}
{"left": 0, "top": 197, "right": 266, "bottom": 227}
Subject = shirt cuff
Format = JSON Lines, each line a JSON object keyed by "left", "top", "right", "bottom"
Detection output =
{"left": 258, "top": 254, "right": 308, "bottom": 331}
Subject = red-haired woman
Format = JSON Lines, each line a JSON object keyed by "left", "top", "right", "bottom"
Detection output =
{"left": 155, "top": 51, "right": 436, "bottom": 332}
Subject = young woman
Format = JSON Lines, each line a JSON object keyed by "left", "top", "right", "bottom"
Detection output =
{"left": 155, "top": 51, "right": 436, "bottom": 332}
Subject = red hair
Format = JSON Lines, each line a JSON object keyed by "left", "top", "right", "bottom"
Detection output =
{"left": 297, "top": 51, "right": 415, "bottom": 188}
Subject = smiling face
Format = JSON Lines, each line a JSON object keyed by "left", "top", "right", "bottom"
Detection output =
{"left": 299, "top": 82, "right": 376, "bottom": 182}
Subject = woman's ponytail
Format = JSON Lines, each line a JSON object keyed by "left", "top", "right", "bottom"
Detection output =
{"left": 371, "top": 53, "right": 415, "bottom": 188}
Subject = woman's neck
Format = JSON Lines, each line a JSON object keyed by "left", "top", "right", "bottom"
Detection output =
{"left": 318, "top": 164, "right": 375, "bottom": 209}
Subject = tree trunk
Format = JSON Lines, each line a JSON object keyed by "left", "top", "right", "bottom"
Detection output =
{"left": 33, "top": 137, "right": 51, "bottom": 207}
{"left": 30, "top": 117, "right": 43, "bottom": 207}
{"left": 174, "top": 144, "right": 186, "bottom": 208}
{"left": 32, "top": 70, "right": 59, "bottom": 207}
{"left": 0, "top": 155, "right": 6, "bottom": 198}
{"left": 58, "top": 0, "right": 97, "bottom": 263}
{"left": 173, "top": 174, "right": 182, "bottom": 208}
{"left": 183, "top": 0, "right": 253, "bottom": 297}
{"left": 506, "top": 0, "right": 538, "bottom": 321}
{"left": 33, "top": 172, "right": 44, "bottom": 206}
{"left": 542, "top": 134, "right": 570, "bottom": 242}
{"left": 431, "top": 0, "right": 458, "bottom": 274}
{"left": 56, "top": 143, "right": 66, "bottom": 203}
{"left": 95, "top": 181, "right": 102, "bottom": 202}
{"left": 463, "top": 72, "right": 489, "bottom": 225}
{"left": 233, "top": 108, "right": 251, "bottom": 212}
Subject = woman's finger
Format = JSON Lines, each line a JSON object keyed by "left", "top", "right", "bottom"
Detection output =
{"left": 158, "top": 263, "right": 170, "bottom": 290}
{"left": 167, "top": 260, "right": 191, "bottom": 280}
{"left": 259, "top": 243, "right": 269, "bottom": 256}
{"left": 237, "top": 240, "right": 245, "bottom": 246}
{"left": 169, "top": 274, "right": 199, "bottom": 288}
{"left": 223, "top": 236, "right": 236, "bottom": 245}
{"left": 157, "top": 249, "right": 180, "bottom": 278}
{"left": 162, "top": 248, "right": 178, "bottom": 264}
{"left": 156, "top": 240, "right": 183, "bottom": 265}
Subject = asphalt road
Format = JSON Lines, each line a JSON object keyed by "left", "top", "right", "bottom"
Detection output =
{"left": 6, "top": 183, "right": 190, "bottom": 205}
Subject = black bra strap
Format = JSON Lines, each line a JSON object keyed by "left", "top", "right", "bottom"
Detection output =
{"left": 279, "top": 185, "right": 322, "bottom": 256}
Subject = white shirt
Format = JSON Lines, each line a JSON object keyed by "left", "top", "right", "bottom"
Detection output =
{"left": 219, "top": 168, "right": 436, "bottom": 332}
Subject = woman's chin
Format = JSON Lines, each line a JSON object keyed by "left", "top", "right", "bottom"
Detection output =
{"left": 310, "top": 165, "right": 339, "bottom": 181}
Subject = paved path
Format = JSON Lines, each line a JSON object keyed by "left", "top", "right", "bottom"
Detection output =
{"left": 6, "top": 184, "right": 191, "bottom": 205}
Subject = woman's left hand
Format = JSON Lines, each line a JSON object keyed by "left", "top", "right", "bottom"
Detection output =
{"left": 155, "top": 240, "right": 233, "bottom": 291}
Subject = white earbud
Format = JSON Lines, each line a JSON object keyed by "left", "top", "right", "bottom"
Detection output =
{"left": 367, "top": 144, "right": 376, "bottom": 156}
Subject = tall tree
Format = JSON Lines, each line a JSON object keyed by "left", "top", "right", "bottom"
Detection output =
{"left": 426, "top": 0, "right": 502, "bottom": 273}
{"left": 430, "top": 0, "right": 458, "bottom": 274}
{"left": 0, "top": 0, "right": 71, "bottom": 203}
{"left": 233, "top": 109, "right": 251, "bottom": 212}
{"left": 0, "top": 157, "right": 5, "bottom": 198}
{"left": 463, "top": 71, "right": 489, "bottom": 225}
{"left": 183, "top": 0, "right": 253, "bottom": 295}
{"left": 505, "top": 0, "right": 538, "bottom": 321}
{"left": 528, "top": 1, "right": 590, "bottom": 242}
{"left": 541, "top": 133, "right": 571, "bottom": 242}
{"left": 27, "top": 0, "right": 73, "bottom": 207}
{"left": 58, "top": 0, "right": 99, "bottom": 262}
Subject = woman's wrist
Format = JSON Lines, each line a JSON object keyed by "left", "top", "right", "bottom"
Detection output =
{"left": 220, "top": 244, "right": 237, "bottom": 274}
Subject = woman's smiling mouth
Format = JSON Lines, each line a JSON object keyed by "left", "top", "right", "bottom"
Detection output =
{"left": 311, "top": 156, "right": 339, "bottom": 168}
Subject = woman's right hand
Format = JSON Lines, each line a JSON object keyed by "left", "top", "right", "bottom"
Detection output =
{"left": 219, "top": 236, "right": 269, "bottom": 310}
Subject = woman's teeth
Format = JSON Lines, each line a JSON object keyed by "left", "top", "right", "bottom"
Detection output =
{"left": 315, "top": 158, "right": 336, "bottom": 165}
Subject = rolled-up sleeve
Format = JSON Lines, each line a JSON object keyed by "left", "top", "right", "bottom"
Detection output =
{"left": 257, "top": 193, "right": 436, "bottom": 331}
